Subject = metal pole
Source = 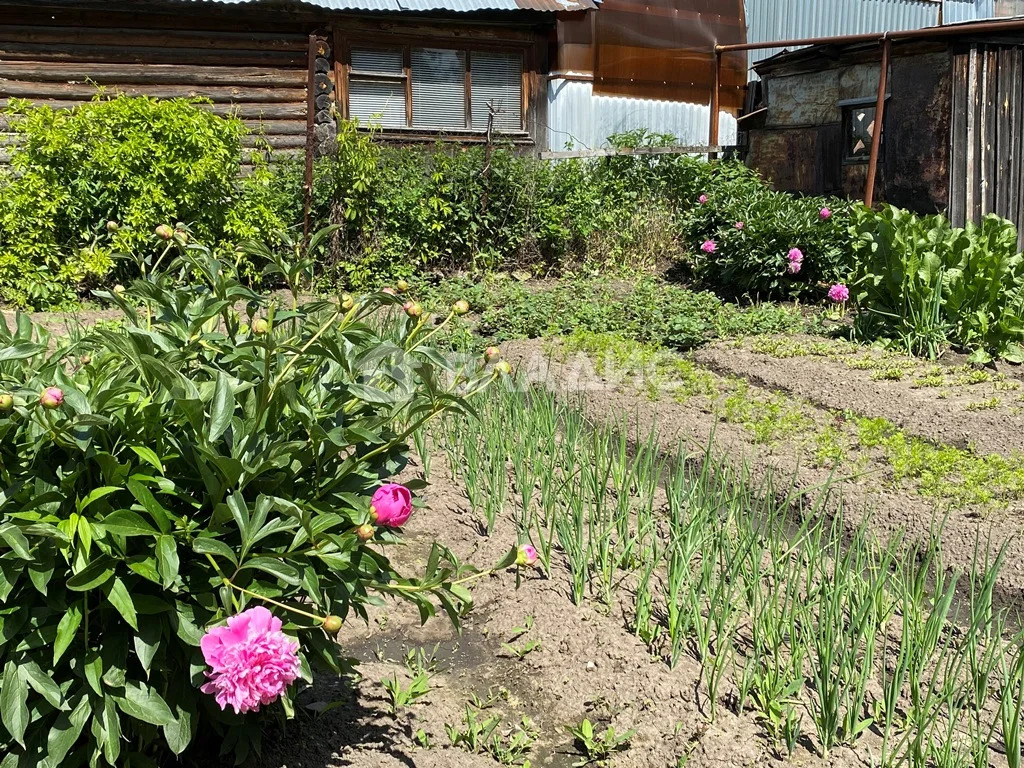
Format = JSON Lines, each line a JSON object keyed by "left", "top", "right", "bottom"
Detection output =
{"left": 864, "top": 35, "right": 891, "bottom": 207}
{"left": 303, "top": 32, "right": 318, "bottom": 246}
{"left": 708, "top": 49, "right": 721, "bottom": 153}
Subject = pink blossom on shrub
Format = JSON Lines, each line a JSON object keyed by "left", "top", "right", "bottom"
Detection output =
{"left": 788, "top": 260, "right": 802, "bottom": 275}
{"left": 517, "top": 544, "right": 539, "bottom": 566}
{"left": 200, "top": 606, "right": 300, "bottom": 714}
{"left": 787, "top": 247, "right": 804, "bottom": 263}
{"left": 820, "top": 207, "right": 832, "bottom": 220}
{"left": 40, "top": 387, "right": 64, "bottom": 409}
{"left": 370, "top": 483, "right": 413, "bottom": 527}
{"left": 828, "top": 284, "right": 850, "bottom": 303}
{"left": 701, "top": 240, "right": 717, "bottom": 254}
{"left": 735, "top": 222, "right": 744, "bottom": 230}
{"left": 698, "top": 194, "right": 708, "bottom": 204}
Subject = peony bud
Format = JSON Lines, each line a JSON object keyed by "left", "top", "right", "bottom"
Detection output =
{"left": 80, "top": 354, "right": 92, "bottom": 366}
{"left": 396, "top": 279, "right": 410, "bottom": 293}
{"left": 106, "top": 220, "right": 119, "bottom": 233}
{"left": 113, "top": 284, "right": 126, "bottom": 295}
{"left": 370, "top": 484, "right": 413, "bottom": 528}
{"left": 356, "top": 523, "right": 375, "bottom": 541}
{"left": 452, "top": 300, "right": 470, "bottom": 316}
{"left": 341, "top": 293, "right": 354, "bottom": 310}
{"left": 40, "top": 387, "right": 64, "bottom": 409}
{"left": 820, "top": 207, "right": 832, "bottom": 220}
{"left": 252, "top": 318, "right": 270, "bottom": 335}
{"left": 698, "top": 194, "right": 708, "bottom": 204}
{"left": 495, "top": 360, "right": 512, "bottom": 376}
{"left": 323, "top": 615, "right": 343, "bottom": 633}
{"left": 175, "top": 222, "right": 187, "bottom": 232}
{"left": 484, "top": 346, "right": 500, "bottom": 363}
{"left": 155, "top": 224, "right": 174, "bottom": 240}
{"left": 735, "top": 221, "right": 745, "bottom": 230}
{"left": 0, "top": 394, "right": 12, "bottom": 413}
{"left": 516, "top": 545, "right": 539, "bottom": 567}
{"left": 382, "top": 287, "right": 397, "bottom": 296}
{"left": 403, "top": 301, "right": 422, "bottom": 318}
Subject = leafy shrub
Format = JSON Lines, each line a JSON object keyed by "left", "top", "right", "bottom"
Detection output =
{"left": 850, "top": 204, "right": 1024, "bottom": 361}
{"left": 0, "top": 95, "right": 295, "bottom": 307}
{"left": 0, "top": 232, "right": 503, "bottom": 764}
{"left": 311, "top": 126, "right": 742, "bottom": 289}
{"left": 416, "top": 274, "right": 804, "bottom": 350}
{"left": 682, "top": 165, "right": 854, "bottom": 300}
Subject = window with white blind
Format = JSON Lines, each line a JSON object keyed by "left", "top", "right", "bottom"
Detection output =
{"left": 345, "top": 44, "right": 525, "bottom": 134}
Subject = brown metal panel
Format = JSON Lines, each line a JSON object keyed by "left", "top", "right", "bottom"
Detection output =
{"left": 589, "top": 0, "right": 747, "bottom": 110}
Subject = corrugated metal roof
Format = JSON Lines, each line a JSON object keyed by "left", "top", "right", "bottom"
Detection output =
{"left": 188, "top": 0, "right": 598, "bottom": 10}
{"left": 744, "top": 0, "right": 939, "bottom": 71}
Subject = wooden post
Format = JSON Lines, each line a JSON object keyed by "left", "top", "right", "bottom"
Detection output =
{"left": 304, "top": 32, "right": 318, "bottom": 245}
{"left": 709, "top": 49, "right": 722, "bottom": 155}
{"left": 864, "top": 35, "right": 891, "bottom": 208}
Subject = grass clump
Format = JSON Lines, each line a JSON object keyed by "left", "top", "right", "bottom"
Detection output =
{"left": 721, "top": 381, "right": 812, "bottom": 443}
{"left": 418, "top": 274, "right": 805, "bottom": 351}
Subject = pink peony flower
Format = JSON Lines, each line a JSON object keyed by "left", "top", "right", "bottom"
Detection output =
{"left": 701, "top": 240, "right": 717, "bottom": 254}
{"left": 828, "top": 284, "right": 850, "bottom": 303}
{"left": 698, "top": 194, "right": 708, "bottom": 204}
{"left": 517, "top": 544, "right": 539, "bottom": 567}
{"left": 820, "top": 207, "right": 832, "bottom": 220}
{"left": 200, "top": 606, "right": 300, "bottom": 715}
{"left": 40, "top": 387, "right": 64, "bottom": 409}
{"left": 787, "top": 247, "right": 804, "bottom": 263}
{"left": 370, "top": 483, "right": 413, "bottom": 528}
{"left": 788, "top": 260, "right": 802, "bottom": 274}
{"left": 735, "top": 222, "right": 744, "bottom": 230}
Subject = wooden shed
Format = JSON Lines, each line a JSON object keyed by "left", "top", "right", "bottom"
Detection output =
{"left": 742, "top": 20, "right": 1024, "bottom": 243}
{"left": 0, "top": 0, "right": 598, "bottom": 164}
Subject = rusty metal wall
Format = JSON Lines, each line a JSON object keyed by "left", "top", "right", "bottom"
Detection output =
{"left": 949, "top": 44, "right": 1024, "bottom": 245}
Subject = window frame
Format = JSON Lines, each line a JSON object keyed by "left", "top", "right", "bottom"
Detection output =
{"left": 840, "top": 96, "right": 887, "bottom": 165}
{"left": 338, "top": 34, "right": 530, "bottom": 139}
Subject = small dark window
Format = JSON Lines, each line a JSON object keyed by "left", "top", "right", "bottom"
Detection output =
{"left": 842, "top": 100, "right": 880, "bottom": 164}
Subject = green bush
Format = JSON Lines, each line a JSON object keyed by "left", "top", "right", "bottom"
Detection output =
{"left": 0, "top": 95, "right": 296, "bottom": 308}
{"left": 850, "top": 204, "right": 1024, "bottom": 361}
{"left": 0, "top": 232, "right": 504, "bottom": 764}
{"left": 311, "top": 127, "right": 730, "bottom": 289}
{"left": 681, "top": 164, "right": 854, "bottom": 300}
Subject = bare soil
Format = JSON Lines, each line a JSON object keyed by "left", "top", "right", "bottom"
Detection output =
{"left": 258, "top": 452, "right": 867, "bottom": 768}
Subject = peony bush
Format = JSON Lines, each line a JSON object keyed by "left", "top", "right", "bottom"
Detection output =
{"left": 0, "top": 229, "right": 510, "bottom": 764}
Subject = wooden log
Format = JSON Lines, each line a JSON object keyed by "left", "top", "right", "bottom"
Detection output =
{"left": 0, "top": 80, "right": 307, "bottom": 103}
{"left": 0, "top": 62, "right": 306, "bottom": 87}
{"left": 315, "top": 56, "right": 331, "bottom": 75}
{"left": 314, "top": 72, "right": 333, "bottom": 95}
{"left": 242, "top": 134, "right": 306, "bottom": 149}
{"left": 0, "top": 99, "right": 307, "bottom": 120}
{"left": 0, "top": 43, "right": 304, "bottom": 68}
{"left": 0, "top": 25, "right": 308, "bottom": 53}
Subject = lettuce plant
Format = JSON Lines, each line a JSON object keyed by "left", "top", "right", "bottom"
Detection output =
{"left": 0, "top": 232, "right": 503, "bottom": 765}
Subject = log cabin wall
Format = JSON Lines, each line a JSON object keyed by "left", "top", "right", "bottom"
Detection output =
{"left": 0, "top": 3, "right": 325, "bottom": 167}
{"left": 0, "top": 2, "right": 554, "bottom": 166}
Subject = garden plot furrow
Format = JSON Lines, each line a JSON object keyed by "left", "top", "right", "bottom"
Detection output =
{"left": 501, "top": 337, "right": 1024, "bottom": 600}
{"left": 694, "top": 336, "right": 1024, "bottom": 458}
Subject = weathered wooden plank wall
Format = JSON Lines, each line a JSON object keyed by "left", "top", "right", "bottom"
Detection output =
{"left": 0, "top": 4, "right": 317, "bottom": 166}
{"left": 949, "top": 43, "right": 1024, "bottom": 248}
